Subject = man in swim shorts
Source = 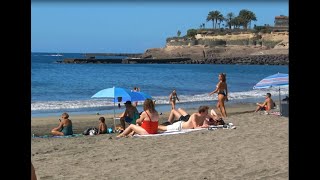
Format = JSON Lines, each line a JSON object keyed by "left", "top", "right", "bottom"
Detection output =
{"left": 158, "top": 106, "right": 211, "bottom": 131}
{"left": 119, "top": 101, "right": 139, "bottom": 130}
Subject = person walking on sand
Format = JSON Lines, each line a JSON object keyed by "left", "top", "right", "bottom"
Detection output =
{"left": 51, "top": 112, "right": 73, "bottom": 136}
{"left": 117, "top": 99, "right": 159, "bottom": 137}
{"left": 209, "top": 73, "right": 228, "bottom": 118}
{"left": 169, "top": 89, "right": 180, "bottom": 109}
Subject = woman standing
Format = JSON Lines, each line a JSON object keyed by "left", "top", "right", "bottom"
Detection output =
{"left": 169, "top": 89, "right": 180, "bottom": 109}
{"left": 117, "top": 99, "right": 159, "bottom": 137}
{"left": 209, "top": 73, "right": 228, "bottom": 118}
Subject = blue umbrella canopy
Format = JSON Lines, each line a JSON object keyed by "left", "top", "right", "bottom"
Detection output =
{"left": 253, "top": 73, "right": 288, "bottom": 89}
{"left": 92, "top": 87, "right": 138, "bottom": 100}
{"left": 134, "top": 91, "right": 153, "bottom": 100}
{"left": 91, "top": 87, "right": 146, "bottom": 128}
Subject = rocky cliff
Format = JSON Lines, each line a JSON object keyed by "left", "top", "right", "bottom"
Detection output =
{"left": 141, "top": 32, "right": 288, "bottom": 65}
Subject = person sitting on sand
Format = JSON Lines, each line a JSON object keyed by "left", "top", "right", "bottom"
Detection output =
{"left": 51, "top": 112, "right": 73, "bottom": 136}
{"left": 119, "top": 101, "right": 140, "bottom": 130}
{"left": 117, "top": 99, "right": 159, "bottom": 137}
{"left": 255, "top": 93, "right": 275, "bottom": 113}
{"left": 97, "top": 116, "right": 107, "bottom": 134}
{"left": 158, "top": 106, "right": 212, "bottom": 131}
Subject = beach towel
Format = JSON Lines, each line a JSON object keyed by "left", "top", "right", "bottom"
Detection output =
{"left": 32, "top": 134, "right": 84, "bottom": 138}
{"left": 133, "top": 128, "right": 205, "bottom": 137}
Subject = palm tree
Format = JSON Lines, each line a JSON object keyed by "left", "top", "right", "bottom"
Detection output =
{"left": 238, "top": 9, "right": 257, "bottom": 30}
{"left": 206, "top": 10, "right": 222, "bottom": 29}
{"left": 225, "top": 12, "right": 235, "bottom": 29}
{"left": 231, "top": 16, "right": 241, "bottom": 29}
{"left": 247, "top": 11, "right": 257, "bottom": 29}
{"left": 217, "top": 14, "right": 224, "bottom": 28}
{"left": 177, "top": 30, "right": 181, "bottom": 37}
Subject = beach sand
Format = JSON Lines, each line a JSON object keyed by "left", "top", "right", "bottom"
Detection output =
{"left": 31, "top": 103, "right": 288, "bottom": 180}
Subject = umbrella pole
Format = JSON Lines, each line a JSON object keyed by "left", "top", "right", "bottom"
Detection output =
{"left": 279, "top": 87, "right": 282, "bottom": 115}
{"left": 113, "top": 98, "right": 116, "bottom": 131}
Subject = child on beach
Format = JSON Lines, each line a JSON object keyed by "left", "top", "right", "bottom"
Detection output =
{"left": 51, "top": 112, "right": 73, "bottom": 136}
{"left": 98, "top": 117, "right": 107, "bottom": 134}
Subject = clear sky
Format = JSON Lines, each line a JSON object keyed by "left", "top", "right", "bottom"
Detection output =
{"left": 31, "top": 0, "right": 288, "bottom": 53}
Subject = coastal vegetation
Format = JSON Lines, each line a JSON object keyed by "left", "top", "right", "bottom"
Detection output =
{"left": 168, "top": 9, "right": 283, "bottom": 41}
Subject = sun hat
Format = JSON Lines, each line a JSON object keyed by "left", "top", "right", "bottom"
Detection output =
{"left": 124, "top": 101, "right": 132, "bottom": 105}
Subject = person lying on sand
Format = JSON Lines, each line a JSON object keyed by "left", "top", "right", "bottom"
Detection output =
{"left": 158, "top": 106, "right": 217, "bottom": 131}
{"left": 117, "top": 99, "right": 159, "bottom": 138}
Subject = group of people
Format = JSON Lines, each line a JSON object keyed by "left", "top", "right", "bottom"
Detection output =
{"left": 50, "top": 72, "right": 274, "bottom": 137}
{"left": 169, "top": 73, "right": 229, "bottom": 118}
{"left": 116, "top": 99, "right": 225, "bottom": 137}
{"left": 50, "top": 112, "right": 108, "bottom": 136}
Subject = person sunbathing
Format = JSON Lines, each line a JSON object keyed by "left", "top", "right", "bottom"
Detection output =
{"left": 51, "top": 112, "right": 73, "bottom": 136}
{"left": 117, "top": 99, "right": 159, "bottom": 137}
{"left": 158, "top": 106, "right": 212, "bottom": 131}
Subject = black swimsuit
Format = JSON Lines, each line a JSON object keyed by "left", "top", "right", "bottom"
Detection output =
{"left": 218, "top": 91, "right": 226, "bottom": 96}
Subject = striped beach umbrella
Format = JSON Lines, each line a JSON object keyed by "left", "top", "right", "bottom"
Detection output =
{"left": 253, "top": 73, "right": 288, "bottom": 89}
{"left": 253, "top": 73, "right": 288, "bottom": 115}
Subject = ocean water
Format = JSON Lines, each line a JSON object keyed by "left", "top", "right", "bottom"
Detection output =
{"left": 31, "top": 52, "right": 289, "bottom": 117}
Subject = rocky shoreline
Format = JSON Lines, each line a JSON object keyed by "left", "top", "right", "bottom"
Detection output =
{"left": 60, "top": 32, "right": 289, "bottom": 65}
{"left": 175, "top": 54, "right": 288, "bottom": 65}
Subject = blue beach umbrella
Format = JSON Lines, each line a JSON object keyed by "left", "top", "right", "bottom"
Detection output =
{"left": 253, "top": 73, "right": 289, "bottom": 115}
{"left": 91, "top": 86, "right": 145, "bottom": 128}
{"left": 134, "top": 91, "right": 153, "bottom": 100}
{"left": 111, "top": 91, "right": 153, "bottom": 102}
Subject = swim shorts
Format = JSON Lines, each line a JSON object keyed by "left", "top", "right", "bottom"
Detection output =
{"left": 166, "top": 121, "right": 183, "bottom": 131}
{"left": 178, "top": 114, "right": 190, "bottom": 122}
{"left": 124, "top": 116, "right": 133, "bottom": 123}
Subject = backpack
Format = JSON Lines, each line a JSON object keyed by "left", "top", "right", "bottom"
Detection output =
{"left": 83, "top": 127, "right": 98, "bottom": 135}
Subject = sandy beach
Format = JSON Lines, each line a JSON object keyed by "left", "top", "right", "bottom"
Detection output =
{"left": 31, "top": 103, "right": 288, "bottom": 180}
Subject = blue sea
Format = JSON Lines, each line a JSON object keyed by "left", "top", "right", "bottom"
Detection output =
{"left": 31, "top": 52, "right": 289, "bottom": 117}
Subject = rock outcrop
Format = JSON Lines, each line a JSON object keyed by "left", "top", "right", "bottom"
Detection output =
{"left": 140, "top": 32, "right": 288, "bottom": 65}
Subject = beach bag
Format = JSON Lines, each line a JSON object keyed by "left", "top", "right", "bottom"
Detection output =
{"left": 217, "top": 118, "right": 225, "bottom": 125}
{"left": 209, "top": 118, "right": 225, "bottom": 126}
{"left": 83, "top": 127, "right": 98, "bottom": 135}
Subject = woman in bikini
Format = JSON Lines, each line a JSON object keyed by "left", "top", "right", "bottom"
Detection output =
{"left": 117, "top": 99, "right": 159, "bottom": 137}
{"left": 209, "top": 73, "right": 228, "bottom": 118}
{"left": 169, "top": 89, "right": 180, "bottom": 109}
